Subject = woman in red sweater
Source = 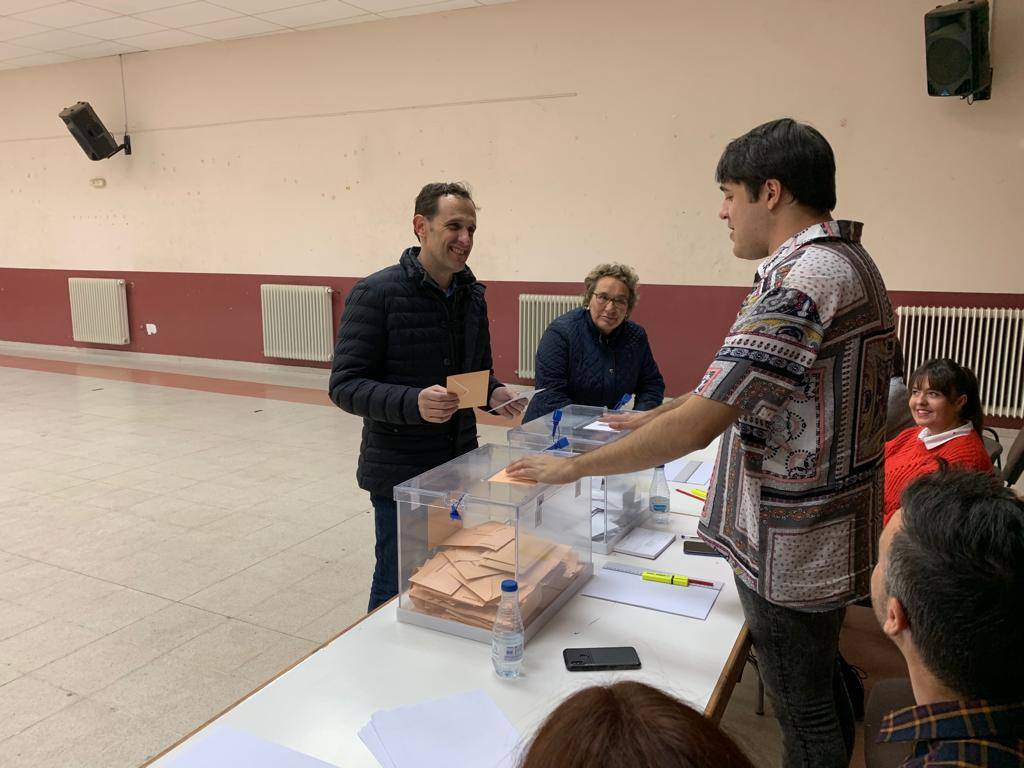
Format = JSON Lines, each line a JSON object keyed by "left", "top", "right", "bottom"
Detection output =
{"left": 884, "top": 358, "right": 994, "bottom": 525}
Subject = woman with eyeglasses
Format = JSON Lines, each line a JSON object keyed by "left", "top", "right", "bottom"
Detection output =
{"left": 523, "top": 263, "right": 665, "bottom": 422}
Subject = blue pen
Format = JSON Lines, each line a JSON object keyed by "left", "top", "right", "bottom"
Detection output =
{"left": 550, "top": 408, "right": 563, "bottom": 439}
{"left": 450, "top": 492, "right": 466, "bottom": 521}
{"left": 546, "top": 436, "right": 569, "bottom": 451}
{"left": 612, "top": 393, "right": 632, "bottom": 411}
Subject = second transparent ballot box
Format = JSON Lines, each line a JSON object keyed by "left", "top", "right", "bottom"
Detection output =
{"left": 507, "top": 404, "right": 652, "bottom": 555}
{"left": 394, "top": 443, "right": 593, "bottom": 644}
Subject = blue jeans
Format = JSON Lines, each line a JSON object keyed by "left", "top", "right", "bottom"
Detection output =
{"left": 368, "top": 495, "right": 399, "bottom": 612}
{"left": 736, "top": 576, "right": 854, "bottom": 768}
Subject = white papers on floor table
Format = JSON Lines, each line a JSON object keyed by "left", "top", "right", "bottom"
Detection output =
{"left": 161, "top": 726, "right": 338, "bottom": 767}
{"left": 359, "top": 689, "right": 521, "bottom": 768}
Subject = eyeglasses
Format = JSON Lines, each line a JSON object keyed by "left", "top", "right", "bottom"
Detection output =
{"left": 592, "top": 292, "right": 629, "bottom": 309}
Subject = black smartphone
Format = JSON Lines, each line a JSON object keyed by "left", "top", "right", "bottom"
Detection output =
{"left": 683, "top": 539, "right": 723, "bottom": 557}
{"left": 563, "top": 646, "right": 641, "bottom": 672}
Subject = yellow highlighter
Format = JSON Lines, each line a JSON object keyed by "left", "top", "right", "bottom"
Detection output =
{"left": 641, "top": 570, "right": 713, "bottom": 588}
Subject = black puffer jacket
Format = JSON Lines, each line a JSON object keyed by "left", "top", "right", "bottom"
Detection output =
{"left": 523, "top": 307, "right": 665, "bottom": 422}
{"left": 329, "top": 247, "right": 500, "bottom": 497}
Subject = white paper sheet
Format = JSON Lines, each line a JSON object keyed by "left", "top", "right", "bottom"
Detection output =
{"left": 163, "top": 726, "right": 339, "bottom": 768}
{"left": 582, "top": 420, "right": 619, "bottom": 432}
{"left": 665, "top": 458, "right": 714, "bottom": 485}
{"left": 360, "top": 689, "right": 520, "bottom": 768}
{"left": 580, "top": 565, "right": 723, "bottom": 620}
{"left": 483, "top": 388, "right": 545, "bottom": 413}
{"left": 359, "top": 724, "right": 396, "bottom": 768}
{"left": 612, "top": 527, "right": 675, "bottom": 559}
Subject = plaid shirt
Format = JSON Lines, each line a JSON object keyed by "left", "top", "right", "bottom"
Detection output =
{"left": 878, "top": 699, "right": 1024, "bottom": 766}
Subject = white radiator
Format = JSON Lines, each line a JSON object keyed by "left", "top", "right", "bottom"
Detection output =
{"left": 260, "top": 284, "right": 334, "bottom": 362}
{"left": 517, "top": 293, "right": 580, "bottom": 378}
{"left": 897, "top": 306, "right": 1024, "bottom": 419}
{"left": 68, "top": 277, "right": 130, "bottom": 345}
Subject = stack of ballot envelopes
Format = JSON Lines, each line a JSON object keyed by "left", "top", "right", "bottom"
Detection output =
{"left": 408, "top": 521, "right": 583, "bottom": 630}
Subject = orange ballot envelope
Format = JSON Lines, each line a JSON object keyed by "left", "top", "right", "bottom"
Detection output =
{"left": 446, "top": 370, "right": 489, "bottom": 409}
{"left": 487, "top": 467, "right": 537, "bottom": 485}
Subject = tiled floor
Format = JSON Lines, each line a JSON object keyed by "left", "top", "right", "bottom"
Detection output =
{"left": 0, "top": 343, "right": 1018, "bottom": 768}
{"left": 0, "top": 349, "right": 382, "bottom": 767}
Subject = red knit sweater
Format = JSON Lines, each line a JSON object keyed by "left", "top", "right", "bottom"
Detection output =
{"left": 883, "top": 426, "right": 994, "bottom": 526}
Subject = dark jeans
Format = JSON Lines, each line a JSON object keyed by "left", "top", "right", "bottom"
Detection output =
{"left": 736, "top": 576, "right": 855, "bottom": 768}
{"left": 368, "top": 494, "right": 399, "bottom": 612}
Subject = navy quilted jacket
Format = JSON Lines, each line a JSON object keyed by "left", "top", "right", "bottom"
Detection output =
{"left": 523, "top": 307, "right": 665, "bottom": 421}
{"left": 328, "top": 247, "right": 500, "bottom": 496}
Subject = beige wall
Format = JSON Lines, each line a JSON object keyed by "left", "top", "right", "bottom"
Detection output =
{"left": 1, "top": 0, "right": 1022, "bottom": 292}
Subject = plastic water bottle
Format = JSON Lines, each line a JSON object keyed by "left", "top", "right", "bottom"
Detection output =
{"left": 491, "top": 579, "right": 524, "bottom": 679}
{"left": 649, "top": 465, "right": 670, "bottom": 526}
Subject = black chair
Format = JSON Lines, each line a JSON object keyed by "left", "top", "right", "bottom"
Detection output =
{"left": 982, "top": 427, "right": 1004, "bottom": 471}
{"left": 1002, "top": 428, "right": 1024, "bottom": 487}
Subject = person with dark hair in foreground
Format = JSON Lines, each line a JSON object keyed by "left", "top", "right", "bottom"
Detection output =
{"left": 329, "top": 182, "right": 523, "bottom": 611}
{"left": 508, "top": 118, "right": 898, "bottom": 767}
{"left": 870, "top": 469, "right": 1024, "bottom": 765}
{"left": 883, "top": 358, "right": 993, "bottom": 526}
{"left": 518, "top": 681, "right": 756, "bottom": 768}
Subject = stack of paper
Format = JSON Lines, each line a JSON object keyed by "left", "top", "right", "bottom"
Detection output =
{"left": 407, "top": 521, "right": 584, "bottom": 629}
{"left": 360, "top": 689, "right": 521, "bottom": 768}
{"left": 612, "top": 527, "right": 675, "bottom": 559}
{"left": 162, "top": 726, "right": 338, "bottom": 767}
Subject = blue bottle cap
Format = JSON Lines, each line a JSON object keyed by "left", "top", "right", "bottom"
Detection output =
{"left": 500, "top": 579, "right": 518, "bottom": 593}
{"left": 656, "top": 464, "right": 665, "bottom": 468}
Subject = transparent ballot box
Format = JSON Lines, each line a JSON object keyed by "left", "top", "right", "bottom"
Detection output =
{"left": 394, "top": 443, "right": 593, "bottom": 644}
{"left": 507, "top": 404, "right": 651, "bottom": 555}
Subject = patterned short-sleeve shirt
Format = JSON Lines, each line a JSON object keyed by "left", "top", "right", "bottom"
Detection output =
{"left": 696, "top": 220, "right": 897, "bottom": 609}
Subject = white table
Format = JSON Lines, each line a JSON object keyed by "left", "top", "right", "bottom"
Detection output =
{"left": 148, "top": 446, "right": 747, "bottom": 768}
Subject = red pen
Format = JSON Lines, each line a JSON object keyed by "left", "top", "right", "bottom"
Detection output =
{"left": 675, "top": 488, "right": 706, "bottom": 502}
{"left": 686, "top": 576, "right": 716, "bottom": 588}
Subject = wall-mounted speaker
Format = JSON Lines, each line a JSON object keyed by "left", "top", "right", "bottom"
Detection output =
{"left": 925, "top": 0, "right": 992, "bottom": 99}
{"left": 58, "top": 101, "right": 130, "bottom": 160}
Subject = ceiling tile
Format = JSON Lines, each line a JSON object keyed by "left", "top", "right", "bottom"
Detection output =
{"left": 8, "top": 27, "right": 102, "bottom": 50}
{"left": 13, "top": 2, "right": 119, "bottom": 27}
{"left": 4, "top": 50, "right": 75, "bottom": 65}
{"left": 75, "top": 0, "right": 184, "bottom": 13}
{"left": 116, "top": 27, "right": 210, "bottom": 48}
{"left": 257, "top": 0, "right": 364, "bottom": 28}
{"left": 208, "top": 0, "right": 313, "bottom": 13}
{"left": 0, "top": 17, "right": 49, "bottom": 41}
{"left": 59, "top": 38, "right": 140, "bottom": 57}
{"left": 0, "top": 40, "right": 37, "bottom": 58}
{"left": 380, "top": 0, "right": 477, "bottom": 17}
{"left": 346, "top": 0, "right": 438, "bottom": 12}
{"left": 71, "top": 15, "right": 166, "bottom": 38}
{"left": 0, "top": 0, "right": 66, "bottom": 13}
{"left": 136, "top": 1, "right": 241, "bottom": 28}
{"left": 295, "top": 13, "right": 374, "bottom": 29}
{"left": 183, "top": 15, "right": 284, "bottom": 39}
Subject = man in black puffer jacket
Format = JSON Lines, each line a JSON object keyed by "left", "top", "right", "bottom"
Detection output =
{"left": 329, "top": 182, "right": 522, "bottom": 611}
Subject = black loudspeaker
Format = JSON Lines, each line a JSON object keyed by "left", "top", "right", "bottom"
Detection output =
{"left": 58, "top": 101, "right": 129, "bottom": 160}
{"left": 925, "top": 0, "right": 992, "bottom": 99}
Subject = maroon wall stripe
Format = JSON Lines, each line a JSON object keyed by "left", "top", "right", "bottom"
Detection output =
{"left": 2, "top": 267, "right": 1021, "bottom": 425}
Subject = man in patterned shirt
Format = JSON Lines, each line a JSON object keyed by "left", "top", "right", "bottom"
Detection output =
{"left": 870, "top": 469, "right": 1024, "bottom": 766}
{"left": 508, "top": 118, "right": 898, "bottom": 767}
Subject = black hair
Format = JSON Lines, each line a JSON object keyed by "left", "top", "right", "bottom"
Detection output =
{"left": 888, "top": 469, "right": 1024, "bottom": 700}
{"left": 715, "top": 118, "right": 836, "bottom": 212}
{"left": 908, "top": 358, "right": 985, "bottom": 434}
{"left": 414, "top": 182, "right": 476, "bottom": 219}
